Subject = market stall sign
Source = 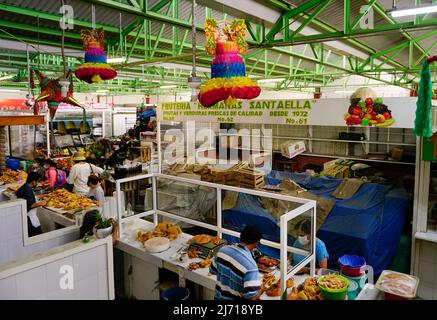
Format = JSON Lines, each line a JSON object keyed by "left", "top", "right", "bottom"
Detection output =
{"left": 157, "top": 98, "right": 416, "bottom": 128}
{"left": 0, "top": 99, "right": 30, "bottom": 110}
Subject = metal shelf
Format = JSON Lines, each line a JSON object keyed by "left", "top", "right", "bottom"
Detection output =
{"left": 299, "top": 152, "right": 415, "bottom": 165}
{"left": 222, "top": 133, "right": 416, "bottom": 146}
{"left": 274, "top": 136, "right": 416, "bottom": 147}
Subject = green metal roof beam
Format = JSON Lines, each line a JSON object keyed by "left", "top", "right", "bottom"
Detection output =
{"left": 265, "top": 0, "right": 323, "bottom": 42}
{"left": 350, "top": 0, "right": 378, "bottom": 30}
{"left": 0, "top": 19, "right": 81, "bottom": 40}
{"left": 288, "top": 19, "right": 437, "bottom": 45}
{"left": 107, "top": 18, "right": 142, "bottom": 47}
{"left": 368, "top": 1, "right": 428, "bottom": 57}
{"left": 415, "top": 41, "right": 437, "bottom": 67}
{"left": 262, "top": 0, "right": 377, "bottom": 55}
{"left": 85, "top": 0, "right": 195, "bottom": 30}
{"left": 127, "top": 0, "right": 141, "bottom": 9}
{"left": 246, "top": 21, "right": 259, "bottom": 43}
{"left": 0, "top": 3, "right": 119, "bottom": 33}
{"left": 176, "top": 13, "right": 192, "bottom": 55}
{"left": 0, "top": 33, "right": 83, "bottom": 51}
{"left": 344, "top": 0, "right": 350, "bottom": 34}
{"left": 78, "top": 0, "right": 413, "bottom": 85}
{"left": 289, "top": 0, "right": 332, "bottom": 40}
{"left": 150, "top": 0, "right": 171, "bottom": 12}
{"left": 359, "top": 30, "right": 437, "bottom": 70}
{"left": 126, "top": 24, "right": 143, "bottom": 60}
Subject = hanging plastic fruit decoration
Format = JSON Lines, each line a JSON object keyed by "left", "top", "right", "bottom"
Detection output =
{"left": 198, "top": 18, "right": 261, "bottom": 107}
{"left": 414, "top": 56, "right": 437, "bottom": 137}
{"left": 75, "top": 28, "right": 117, "bottom": 84}
{"left": 344, "top": 87, "right": 394, "bottom": 127}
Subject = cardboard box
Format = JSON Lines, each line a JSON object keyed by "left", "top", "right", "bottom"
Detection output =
{"left": 280, "top": 140, "right": 306, "bottom": 159}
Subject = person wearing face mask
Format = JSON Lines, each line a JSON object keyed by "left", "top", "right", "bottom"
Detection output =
{"left": 15, "top": 172, "right": 46, "bottom": 237}
{"left": 209, "top": 224, "right": 265, "bottom": 300}
{"left": 292, "top": 218, "right": 329, "bottom": 274}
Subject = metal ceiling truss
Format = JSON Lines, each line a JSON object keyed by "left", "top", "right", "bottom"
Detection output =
{"left": 0, "top": 0, "right": 435, "bottom": 93}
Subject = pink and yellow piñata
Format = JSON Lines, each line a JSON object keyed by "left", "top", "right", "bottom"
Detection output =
{"left": 75, "top": 28, "right": 117, "bottom": 83}
{"left": 198, "top": 19, "right": 261, "bottom": 107}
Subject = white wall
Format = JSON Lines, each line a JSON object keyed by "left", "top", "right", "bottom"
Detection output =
{"left": 0, "top": 200, "right": 79, "bottom": 265}
{"left": 0, "top": 237, "right": 113, "bottom": 300}
{"left": 416, "top": 240, "right": 437, "bottom": 300}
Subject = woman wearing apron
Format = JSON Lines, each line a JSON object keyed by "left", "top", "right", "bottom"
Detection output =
{"left": 15, "top": 172, "right": 46, "bottom": 237}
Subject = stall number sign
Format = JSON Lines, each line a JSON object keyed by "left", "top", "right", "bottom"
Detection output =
{"left": 157, "top": 98, "right": 417, "bottom": 128}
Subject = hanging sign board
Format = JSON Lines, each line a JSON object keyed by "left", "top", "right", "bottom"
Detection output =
{"left": 157, "top": 98, "right": 417, "bottom": 128}
{"left": 0, "top": 99, "right": 30, "bottom": 110}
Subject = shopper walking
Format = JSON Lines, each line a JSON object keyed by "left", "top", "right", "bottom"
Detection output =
{"left": 209, "top": 224, "right": 265, "bottom": 300}
{"left": 67, "top": 151, "right": 104, "bottom": 196}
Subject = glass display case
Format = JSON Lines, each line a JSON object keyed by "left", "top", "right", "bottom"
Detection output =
{"left": 52, "top": 109, "right": 112, "bottom": 138}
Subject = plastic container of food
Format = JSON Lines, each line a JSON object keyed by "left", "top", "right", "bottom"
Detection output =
{"left": 317, "top": 274, "right": 349, "bottom": 300}
{"left": 338, "top": 254, "right": 366, "bottom": 277}
{"left": 375, "top": 270, "right": 419, "bottom": 300}
{"left": 144, "top": 237, "right": 170, "bottom": 253}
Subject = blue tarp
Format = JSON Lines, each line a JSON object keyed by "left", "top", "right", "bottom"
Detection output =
{"left": 222, "top": 170, "right": 409, "bottom": 275}
{"left": 139, "top": 108, "right": 156, "bottom": 119}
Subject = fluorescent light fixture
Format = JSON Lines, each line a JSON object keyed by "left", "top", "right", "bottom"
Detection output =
{"left": 107, "top": 57, "right": 126, "bottom": 63}
{"left": 0, "top": 75, "right": 14, "bottom": 81}
{"left": 388, "top": 4, "right": 437, "bottom": 17}
{"left": 160, "top": 85, "right": 177, "bottom": 89}
{"left": 96, "top": 89, "right": 109, "bottom": 93}
{"left": 0, "top": 89, "right": 21, "bottom": 92}
{"left": 257, "top": 78, "right": 286, "bottom": 83}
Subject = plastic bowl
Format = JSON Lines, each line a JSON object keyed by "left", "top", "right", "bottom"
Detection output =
{"left": 340, "top": 264, "right": 365, "bottom": 277}
{"left": 317, "top": 275, "right": 349, "bottom": 300}
{"left": 338, "top": 255, "right": 366, "bottom": 277}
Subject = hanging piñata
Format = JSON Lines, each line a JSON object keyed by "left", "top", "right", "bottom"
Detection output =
{"left": 34, "top": 69, "right": 86, "bottom": 148}
{"left": 198, "top": 18, "right": 261, "bottom": 107}
{"left": 75, "top": 28, "right": 117, "bottom": 83}
{"left": 34, "top": 69, "right": 83, "bottom": 119}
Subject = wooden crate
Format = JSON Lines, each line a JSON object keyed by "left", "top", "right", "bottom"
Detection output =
{"left": 320, "top": 165, "right": 349, "bottom": 178}
{"left": 234, "top": 167, "right": 265, "bottom": 189}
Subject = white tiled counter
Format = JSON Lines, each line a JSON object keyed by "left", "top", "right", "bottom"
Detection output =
{"left": 0, "top": 199, "right": 79, "bottom": 265}
{"left": 0, "top": 236, "right": 114, "bottom": 300}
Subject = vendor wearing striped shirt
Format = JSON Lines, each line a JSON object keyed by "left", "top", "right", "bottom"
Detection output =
{"left": 210, "top": 224, "right": 265, "bottom": 300}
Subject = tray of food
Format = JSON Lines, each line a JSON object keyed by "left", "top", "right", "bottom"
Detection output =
{"left": 256, "top": 255, "right": 279, "bottom": 272}
{"left": 375, "top": 270, "right": 419, "bottom": 300}
{"left": 136, "top": 222, "right": 182, "bottom": 244}
{"left": 41, "top": 188, "right": 98, "bottom": 212}
{"left": 288, "top": 277, "right": 323, "bottom": 300}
